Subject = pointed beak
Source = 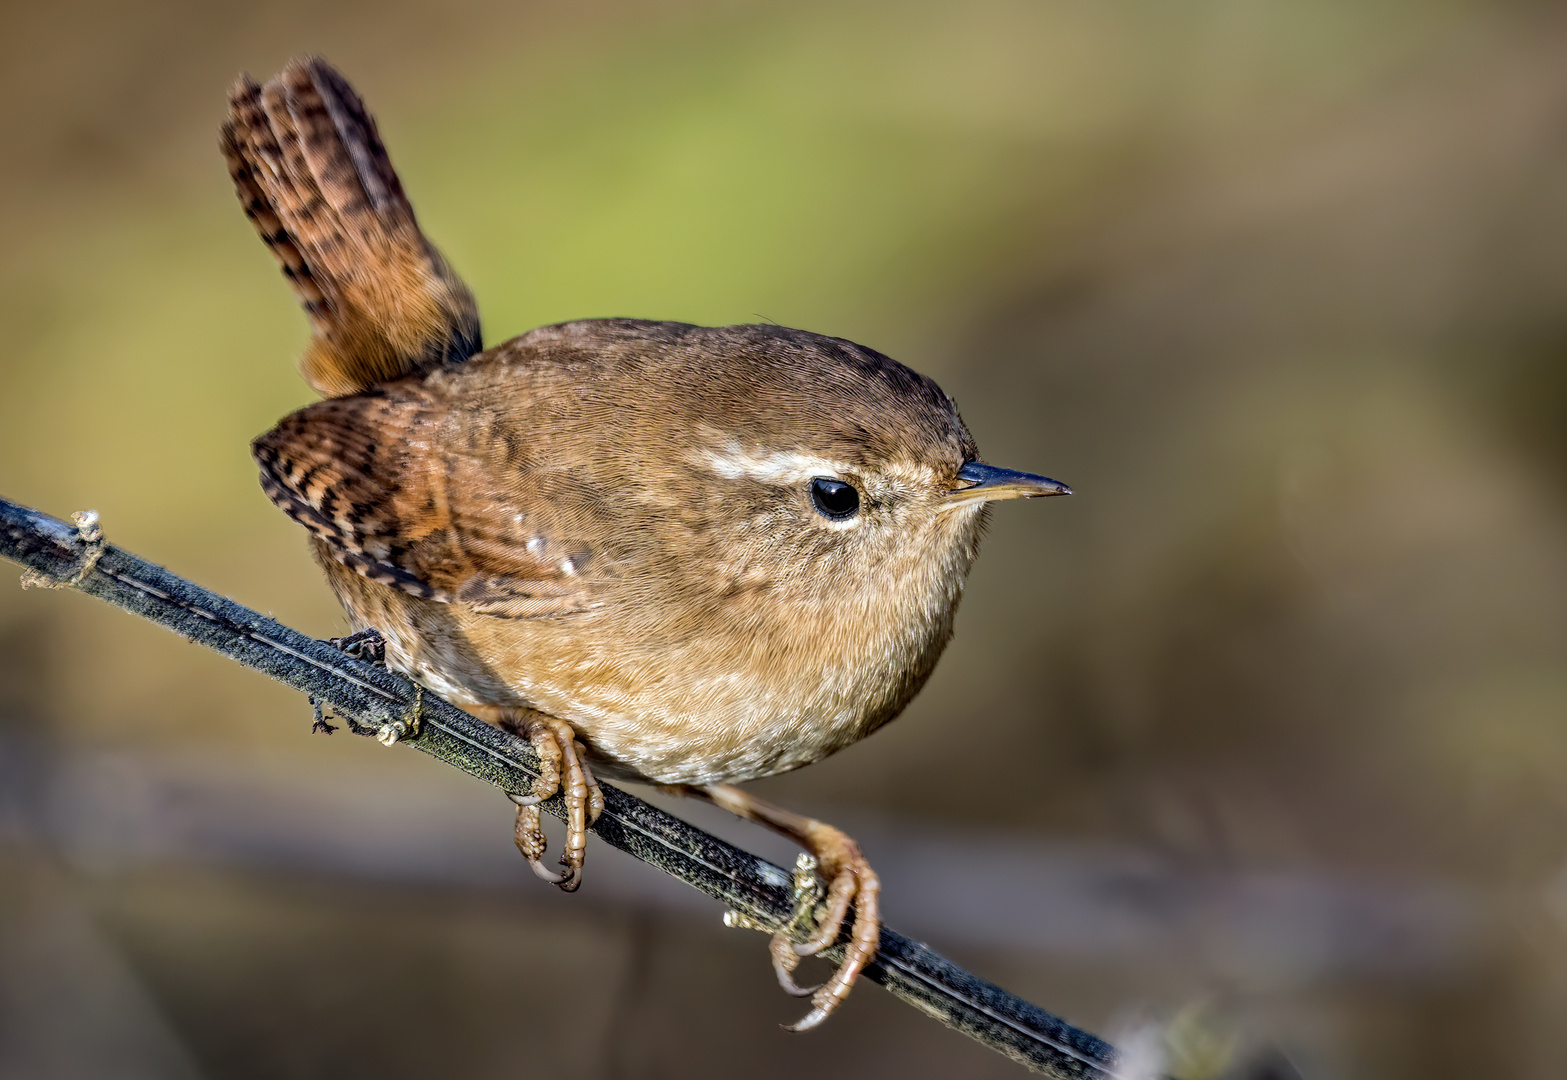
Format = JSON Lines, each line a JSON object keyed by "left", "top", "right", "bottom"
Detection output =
{"left": 945, "top": 461, "right": 1072, "bottom": 507}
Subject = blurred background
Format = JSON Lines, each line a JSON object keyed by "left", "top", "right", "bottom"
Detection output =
{"left": 2, "top": 0, "right": 1566, "bottom": 1076}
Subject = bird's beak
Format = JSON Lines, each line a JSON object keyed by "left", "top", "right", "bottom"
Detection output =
{"left": 944, "top": 461, "right": 1072, "bottom": 508}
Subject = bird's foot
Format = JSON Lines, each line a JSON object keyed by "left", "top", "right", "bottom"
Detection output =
{"left": 723, "top": 853, "right": 827, "bottom": 997}
{"left": 314, "top": 627, "right": 390, "bottom": 735}
{"left": 777, "top": 821, "right": 880, "bottom": 1030}
{"left": 327, "top": 626, "right": 387, "bottom": 664}
{"left": 505, "top": 713, "right": 604, "bottom": 892}
{"left": 723, "top": 851, "right": 823, "bottom": 939}
{"left": 700, "top": 785, "right": 881, "bottom": 1031}
{"left": 320, "top": 627, "right": 421, "bottom": 744}
{"left": 767, "top": 853, "right": 828, "bottom": 998}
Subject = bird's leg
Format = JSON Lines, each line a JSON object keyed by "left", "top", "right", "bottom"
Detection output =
{"left": 500, "top": 709, "right": 604, "bottom": 892}
{"left": 322, "top": 626, "right": 423, "bottom": 744}
{"left": 695, "top": 784, "right": 881, "bottom": 1031}
{"left": 315, "top": 626, "right": 390, "bottom": 735}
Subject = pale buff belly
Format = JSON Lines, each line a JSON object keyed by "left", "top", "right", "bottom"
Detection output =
{"left": 320, "top": 554, "right": 895, "bottom": 786}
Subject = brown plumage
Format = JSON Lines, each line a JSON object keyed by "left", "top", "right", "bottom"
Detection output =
{"left": 229, "top": 57, "right": 1069, "bottom": 1031}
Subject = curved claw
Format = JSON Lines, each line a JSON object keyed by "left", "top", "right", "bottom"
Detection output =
{"left": 695, "top": 786, "right": 883, "bottom": 1030}
{"left": 501, "top": 711, "right": 600, "bottom": 892}
{"left": 784, "top": 1007, "right": 831, "bottom": 1033}
{"left": 790, "top": 859, "right": 880, "bottom": 1029}
{"left": 527, "top": 857, "right": 568, "bottom": 885}
{"left": 770, "top": 933, "right": 821, "bottom": 997}
{"left": 777, "top": 974, "right": 821, "bottom": 999}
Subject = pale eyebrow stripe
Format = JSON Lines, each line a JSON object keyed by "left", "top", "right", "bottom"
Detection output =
{"left": 695, "top": 445, "right": 850, "bottom": 484}
{"left": 693, "top": 441, "right": 940, "bottom": 490}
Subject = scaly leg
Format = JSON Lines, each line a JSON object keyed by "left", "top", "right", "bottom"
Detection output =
{"left": 694, "top": 784, "right": 881, "bottom": 1031}
{"left": 500, "top": 710, "right": 604, "bottom": 892}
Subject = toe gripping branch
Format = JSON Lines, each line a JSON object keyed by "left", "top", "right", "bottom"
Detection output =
{"left": 506, "top": 716, "right": 604, "bottom": 892}
{"left": 725, "top": 846, "right": 881, "bottom": 1032}
{"left": 726, "top": 852, "right": 828, "bottom": 996}
{"left": 320, "top": 628, "right": 419, "bottom": 745}
{"left": 319, "top": 629, "right": 604, "bottom": 892}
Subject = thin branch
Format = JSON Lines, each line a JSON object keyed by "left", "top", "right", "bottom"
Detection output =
{"left": 0, "top": 494, "right": 1123, "bottom": 1078}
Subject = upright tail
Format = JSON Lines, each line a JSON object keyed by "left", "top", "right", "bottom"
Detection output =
{"left": 221, "top": 57, "right": 482, "bottom": 398}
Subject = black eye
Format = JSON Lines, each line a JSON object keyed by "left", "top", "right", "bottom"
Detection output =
{"left": 809, "top": 477, "right": 860, "bottom": 520}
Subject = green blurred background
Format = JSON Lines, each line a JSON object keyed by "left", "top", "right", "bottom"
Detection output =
{"left": 3, "top": 1, "right": 1567, "bottom": 1077}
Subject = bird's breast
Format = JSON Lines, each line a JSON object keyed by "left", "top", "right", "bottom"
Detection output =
{"left": 312, "top": 476, "right": 983, "bottom": 787}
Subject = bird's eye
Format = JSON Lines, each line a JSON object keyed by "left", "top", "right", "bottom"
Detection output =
{"left": 809, "top": 477, "right": 860, "bottom": 520}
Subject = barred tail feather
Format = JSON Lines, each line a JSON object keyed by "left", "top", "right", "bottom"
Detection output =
{"left": 221, "top": 57, "right": 481, "bottom": 397}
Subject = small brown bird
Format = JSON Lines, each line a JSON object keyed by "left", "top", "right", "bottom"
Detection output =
{"left": 224, "top": 57, "right": 1069, "bottom": 1029}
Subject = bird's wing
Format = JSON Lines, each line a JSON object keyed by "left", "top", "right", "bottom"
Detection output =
{"left": 252, "top": 391, "right": 599, "bottom": 619}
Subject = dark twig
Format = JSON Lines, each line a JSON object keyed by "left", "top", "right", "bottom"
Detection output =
{"left": 0, "top": 494, "right": 1125, "bottom": 1078}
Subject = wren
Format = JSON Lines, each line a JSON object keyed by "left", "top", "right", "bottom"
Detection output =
{"left": 224, "top": 57, "right": 1069, "bottom": 1029}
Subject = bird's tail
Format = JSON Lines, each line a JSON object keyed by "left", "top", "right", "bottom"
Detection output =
{"left": 221, "top": 57, "right": 482, "bottom": 398}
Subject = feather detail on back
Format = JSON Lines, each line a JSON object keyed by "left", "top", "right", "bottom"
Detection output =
{"left": 220, "top": 57, "right": 481, "bottom": 397}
